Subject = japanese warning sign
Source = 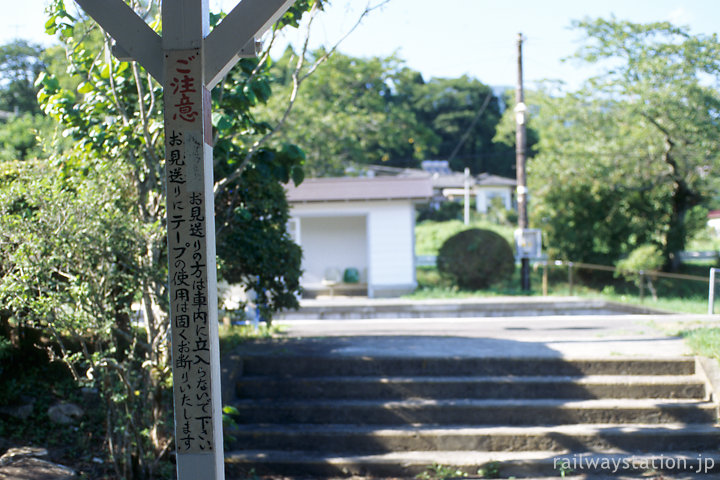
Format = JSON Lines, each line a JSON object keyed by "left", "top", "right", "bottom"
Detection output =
{"left": 164, "top": 49, "right": 218, "bottom": 455}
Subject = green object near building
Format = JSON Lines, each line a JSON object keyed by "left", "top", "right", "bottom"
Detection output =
{"left": 343, "top": 267, "right": 360, "bottom": 283}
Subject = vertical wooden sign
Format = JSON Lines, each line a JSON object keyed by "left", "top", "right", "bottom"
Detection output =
{"left": 72, "top": 2, "right": 295, "bottom": 478}
{"left": 164, "top": 48, "right": 224, "bottom": 478}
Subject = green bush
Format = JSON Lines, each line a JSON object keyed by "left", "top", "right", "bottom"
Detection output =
{"left": 437, "top": 228, "right": 515, "bottom": 290}
{"left": 417, "top": 201, "right": 464, "bottom": 223}
{"left": 615, "top": 244, "right": 664, "bottom": 280}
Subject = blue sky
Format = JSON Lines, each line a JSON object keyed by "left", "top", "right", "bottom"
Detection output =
{"left": 4, "top": 0, "right": 720, "bottom": 90}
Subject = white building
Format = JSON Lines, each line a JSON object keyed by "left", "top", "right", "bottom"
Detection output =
{"left": 286, "top": 176, "right": 433, "bottom": 298}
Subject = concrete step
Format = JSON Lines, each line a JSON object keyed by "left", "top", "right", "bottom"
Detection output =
{"left": 274, "top": 297, "right": 667, "bottom": 320}
{"left": 238, "top": 356, "right": 697, "bottom": 378}
{"left": 224, "top": 352, "right": 719, "bottom": 478}
{"left": 236, "top": 374, "right": 707, "bottom": 401}
{"left": 226, "top": 423, "right": 720, "bottom": 454}
{"left": 229, "top": 398, "right": 718, "bottom": 426}
{"left": 225, "top": 450, "right": 720, "bottom": 478}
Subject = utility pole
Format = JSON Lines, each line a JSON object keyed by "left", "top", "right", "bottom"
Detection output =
{"left": 515, "top": 32, "right": 530, "bottom": 291}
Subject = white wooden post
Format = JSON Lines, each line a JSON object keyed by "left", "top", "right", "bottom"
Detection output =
{"left": 72, "top": 1, "right": 295, "bottom": 478}
{"left": 709, "top": 268, "right": 718, "bottom": 315}
{"left": 162, "top": 2, "right": 224, "bottom": 477}
{"left": 463, "top": 167, "right": 470, "bottom": 225}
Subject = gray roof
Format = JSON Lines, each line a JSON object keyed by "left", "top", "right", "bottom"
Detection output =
{"left": 286, "top": 176, "right": 433, "bottom": 203}
{"left": 475, "top": 173, "right": 517, "bottom": 187}
{"left": 430, "top": 172, "right": 474, "bottom": 189}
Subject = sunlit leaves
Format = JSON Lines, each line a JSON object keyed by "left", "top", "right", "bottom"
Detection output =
{"left": 528, "top": 18, "right": 720, "bottom": 267}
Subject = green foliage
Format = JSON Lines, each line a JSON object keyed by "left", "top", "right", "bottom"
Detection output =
{"left": 616, "top": 244, "right": 665, "bottom": 281}
{"left": 530, "top": 151, "right": 670, "bottom": 266}
{"left": 218, "top": 323, "right": 285, "bottom": 353}
{"left": 0, "top": 1, "right": 317, "bottom": 477}
{"left": 616, "top": 244, "right": 665, "bottom": 301}
{"left": 261, "top": 50, "right": 515, "bottom": 177}
{"left": 0, "top": 159, "right": 165, "bottom": 477}
{"left": 0, "top": 160, "right": 143, "bottom": 334}
{"left": 416, "top": 463, "right": 468, "bottom": 480}
{"left": 682, "top": 328, "right": 720, "bottom": 360}
{"left": 528, "top": 19, "right": 720, "bottom": 270}
{"left": 261, "top": 49, "right": 439, "bottom": 175}
{"left": 0, "top": 113, "right": 58, "bottom": 161}
{"left": 415, "top": 220, "right": 515, "bottom": 256}
{"left": 485, "top": 196, "right": 518, "bottom": 226}
{"left": 437, "top": 229, "right": 515, "bottom": 290}
{"left": 477, "top": 461, "right": 501, "bottom": 478}
{"left": 0, "top": 39, "right": 45, "bottom": 114}
{"left": 687, "top": 225, "right": 720, "bottom": 252}
{"left": 0, "top": 39, "right": 67, "bottom": 165}
{"left": 412, "top": 76, "right": 513, "bottom": 176}
{"left": 417, "top": 201, "right": 463, "bottom": 223}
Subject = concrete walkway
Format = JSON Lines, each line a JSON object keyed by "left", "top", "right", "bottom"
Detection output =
{"left": 275, "top": 297, "right": 719, "bottom": 359}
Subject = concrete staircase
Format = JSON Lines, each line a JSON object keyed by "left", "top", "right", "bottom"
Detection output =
{"left": 223, "top": 354, "right": 720, "bottom": 478}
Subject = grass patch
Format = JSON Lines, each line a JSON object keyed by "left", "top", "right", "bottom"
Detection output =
{"left": 410, "top": 262, "right": 712, "bottom": 314}
{"left": 415, "top": 220, "right": 515, "bottom": 256}
{"left": 219, "top": 322, "right": 287, "bottom": 353}
{"left": 592, "top": 290, "right": 708, "bottom": 314}
{"left": 682, "top": 327, "right": 720, "bottom": 360}
{"left": 411, "top": 264, "right": 545, "bottom": 300}
{"left": 687, "top": 226, "right": 720, "bottom": 252}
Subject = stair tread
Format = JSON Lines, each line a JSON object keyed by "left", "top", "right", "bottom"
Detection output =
{"left": 226, "top": 353, "right": 719, "bottom": 477}
{"left": 231, "top": 397, "right": 715, "bottom": 407}
{"left": 226, "top": 449, "right": 720, "bottom": 462}
{"left": 238, "top": 374, "right": 705, "bottom": 383}
{"left": 228, "top": 423, "right": 720, "bottom": 434}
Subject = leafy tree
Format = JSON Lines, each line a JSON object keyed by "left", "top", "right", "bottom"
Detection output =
{"left": 0, "top": 41, "right": 69, "bottom": 163}
{"left": 527, "top": 19, "right": 720, "bottom": 269}
{"left": 411, "top": 76, "right": 514, "bottom": 176}
{"left": 569, "top": 18, "right": 720, "bottom": 269}
{"left": 527, "top": 89, "right": 673, "bottom": 266}
{"left": 0, "top": 113, "right": 56, "bottom": 161}
{"left": 0, "top": 159, "right": 155, "bottom": 477}
{"left": 0, "top": 1, "right": 315, "bottom": 477}
{"left": 262, "top": 50, "right": 517, "bottom": 178}
{"left": 0, "top": 39, "right": 45, "bottom": 114}
{"left": 260, "top": 49, "right": 439, "bottom": 176}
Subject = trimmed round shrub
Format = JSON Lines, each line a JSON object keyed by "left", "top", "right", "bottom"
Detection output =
{"left": 436, "top": 228, "right": 515, "bottom": 290}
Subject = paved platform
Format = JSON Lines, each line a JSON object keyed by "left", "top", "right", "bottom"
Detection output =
{"left": 275, "top": 300, "right": 719, "bottom": 359}
{"left": 277, "top": 296, "right": 669, "bottom": 320}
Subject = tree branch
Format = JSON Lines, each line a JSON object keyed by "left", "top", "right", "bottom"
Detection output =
{"left": 213, "top": 0, "right": 392, "bottom": 196}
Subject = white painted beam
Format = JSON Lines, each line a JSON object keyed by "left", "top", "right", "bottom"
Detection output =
{"left": 162, "top": 0, "right": 209, "bottom": 50}
{"left": 74, "top": 0, "right": 163, "bottom": 82}
{"left": 204, "top": 0, "right": 294, "bottom": 89}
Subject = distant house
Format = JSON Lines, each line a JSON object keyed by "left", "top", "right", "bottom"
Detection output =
{"left": 474, "top": 173, "right": 516, "bottom": 213}
{"left": 286, "top": 176, "right": 433, "bottom": 298}
{"left": 708, "top": 210, "right": 720, "bottom": 235}
{"left": 420, "top": 160, "right": 516, "bottom": 213}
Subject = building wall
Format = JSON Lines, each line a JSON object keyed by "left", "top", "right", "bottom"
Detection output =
{"left": 290, "top": 200, "right": 418, "bottom": 297}
{"left": 299, "top": 215, "right": 367, "bottom": 284}
{"left": 476, "top": 186, "right": 513, "bottom": 213}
